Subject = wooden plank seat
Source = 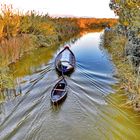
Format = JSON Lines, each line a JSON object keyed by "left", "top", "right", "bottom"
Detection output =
{"left": 54, "top": 89, "right": 65, "bottom": 91}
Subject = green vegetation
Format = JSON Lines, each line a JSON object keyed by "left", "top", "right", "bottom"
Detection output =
{"left": 109, "top": 0, "right": 140, "bottom": 28}
{"left": 102, "top": 0, "right": 140, "bottom": 111}
{"left": 0, "top": 4, "right": 80, "bottom": 97}
{"left": 109, "top": 0, "right": 140, "bottom": 69}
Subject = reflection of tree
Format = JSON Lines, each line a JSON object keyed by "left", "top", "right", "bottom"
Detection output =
{"left": 69, "top": 35, "right": 80, "bottom": 45}
{"left": 99, "top": 34, "right": 111, "bottom": 59}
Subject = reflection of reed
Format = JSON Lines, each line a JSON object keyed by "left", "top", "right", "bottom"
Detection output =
{"left": 0, "top": 77, "right": 22, "bottom": 102}
{"left": 0, "top": 88, "right": 22, "bottom": 102}
{"left": 0, "top": 102, "right": 5, "bottom": 122}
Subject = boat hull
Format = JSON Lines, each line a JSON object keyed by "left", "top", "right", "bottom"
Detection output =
{"left": 51, "top": 77, "right": 67, "bottom": 105}
{"left": 55, "top": 47, "right": 76, "bottom": 75}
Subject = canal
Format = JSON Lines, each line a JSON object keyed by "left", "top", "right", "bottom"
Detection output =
{"left": 0, "top": 32, "right": 140, "bottom": 140}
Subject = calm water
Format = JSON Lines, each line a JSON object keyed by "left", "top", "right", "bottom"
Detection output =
{"left": 0, "top": 32, "right": 140, "bottom": 140}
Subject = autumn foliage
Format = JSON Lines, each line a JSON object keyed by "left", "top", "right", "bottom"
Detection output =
{"left": 78, "top": 18, "right": 117, "bottom": 29}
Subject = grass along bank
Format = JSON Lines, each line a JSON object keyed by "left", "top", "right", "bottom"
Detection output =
{"left": 108, "top": 0, "right": 140, "bottom": 111}
{"left": 0, "top": 4, "right": 80, "bottom": 97}
{"left": 103, "top": 30, "right": 140, "bottom": 111}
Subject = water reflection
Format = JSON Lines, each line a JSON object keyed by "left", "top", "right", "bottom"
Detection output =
{"left": 0, "top": 32, "right": 140, "bottom": 140}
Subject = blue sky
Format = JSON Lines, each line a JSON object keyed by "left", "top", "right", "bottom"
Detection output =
{"left": 1, "top": 0, "right": 116, "bottom": 18}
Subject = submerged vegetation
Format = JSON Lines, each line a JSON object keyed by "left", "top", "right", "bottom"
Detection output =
{"left": 102, "top": 0, "right": 140, "bottom": 111}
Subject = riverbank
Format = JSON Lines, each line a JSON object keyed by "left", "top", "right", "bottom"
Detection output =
{"left": 107, "top": 0, "right": 140, "bottom": 111}
{"left": 103, "top": 30, "right": 140, "bottom": 111}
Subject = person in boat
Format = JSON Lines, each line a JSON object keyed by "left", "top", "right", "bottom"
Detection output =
{"left": 57, "top": 60, "right": 67, "bottom": 73}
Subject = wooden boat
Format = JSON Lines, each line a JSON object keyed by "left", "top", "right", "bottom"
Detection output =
{"left": 51, "top": 77, "right": 67, "bottom": 104}
{"left": 55, "top": 46, "right": 76, "bottom": 74}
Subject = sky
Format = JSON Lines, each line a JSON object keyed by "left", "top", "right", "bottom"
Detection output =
{"left": 1, "top": 0, "right": 116, "bottom": 18}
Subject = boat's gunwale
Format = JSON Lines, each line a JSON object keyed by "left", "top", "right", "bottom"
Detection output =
{"left": 51, "top": 77, "right": 67, "bottom": 104}
{"left": 55, "top": 47, "right": 76, "bottom": 74}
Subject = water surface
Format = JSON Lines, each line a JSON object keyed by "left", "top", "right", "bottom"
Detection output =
{"left": 0, "top": 32, "right": 140, "bottom": 140}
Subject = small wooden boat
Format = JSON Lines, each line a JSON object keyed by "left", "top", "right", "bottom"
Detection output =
{"left": 51, "top": 77, "right": 67, "bottom": 104}
{"left": 55, "top": 46, "right": 76, "bottom": 74}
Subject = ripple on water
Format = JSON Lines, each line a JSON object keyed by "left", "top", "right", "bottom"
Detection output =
{"left": 0, "top": 32, "right": 140, "bottom": 140}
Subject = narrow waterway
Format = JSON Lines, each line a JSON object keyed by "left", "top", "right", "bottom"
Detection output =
{"left": 0, "top": 32, "right": 140, "bottom": 140}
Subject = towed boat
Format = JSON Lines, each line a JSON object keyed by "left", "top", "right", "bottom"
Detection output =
{"left": 55, "top": 46, "right": 76, "bottom": 74}
{"left": 51, "top": 77, "right": 67, "bottom": 104}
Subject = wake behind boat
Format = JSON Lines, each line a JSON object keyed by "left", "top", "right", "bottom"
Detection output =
{"left": 51, "top": 77, "right": 68, "bottom": 105}
{"left": 55, "top": 46, "right": 76, "bottom": 75}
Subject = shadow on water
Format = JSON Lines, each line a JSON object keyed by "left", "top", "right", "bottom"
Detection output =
{"left": 0, "top": 32, "right": 140, "bottom": 140}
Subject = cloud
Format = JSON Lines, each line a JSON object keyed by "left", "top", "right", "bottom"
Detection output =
{"left": 1, "top": 0, "right": 116, "bottom": 18}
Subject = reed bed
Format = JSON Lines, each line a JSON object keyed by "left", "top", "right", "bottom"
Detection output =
{"left": 102, "top": 30, "right": 140, "bottom": 111}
